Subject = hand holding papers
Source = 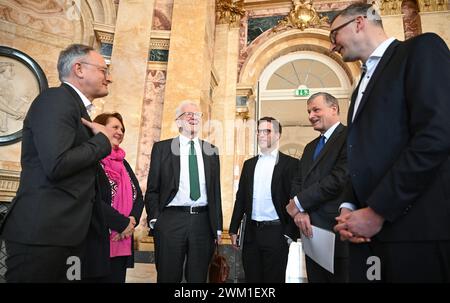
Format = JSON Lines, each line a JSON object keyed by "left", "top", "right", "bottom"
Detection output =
{"left": 301, "top": 225, "right": 335, "bottom": 274}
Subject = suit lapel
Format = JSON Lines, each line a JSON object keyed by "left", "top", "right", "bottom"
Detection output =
{"left": 171, "top": 137, "right": 181, "bottom": 189}
{"left": 247, "top": 156, "right": 258, "bottom": 207}
{"left": 304, "top": 124, "right": 344, "bottom": 178}
{"left": 61, "top": 83, "right": 93, "bottom": 138}
{"left": 200, "top": 140, "right": 211, "bottom": 192}
{"left": 271, "top": 152, "right": 283, "bottom": 196}
{"left": 352, "top": 40, "right": 400, "bottom": 123}
{"left": 61, "top": 83, "right": 91, "bottom": 121}
{"left": 348, "top": 84, "right": 360, "bottom": 125}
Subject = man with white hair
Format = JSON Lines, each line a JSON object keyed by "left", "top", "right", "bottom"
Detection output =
{"left": 0, "top": 44, "right": 113, "bottom": 282}
{"left": 145, "top": 101, "right": 223, "bottom": 283}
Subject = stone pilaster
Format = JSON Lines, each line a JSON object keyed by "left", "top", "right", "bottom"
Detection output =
{"left": 102, "top": 0, "right": 155, "bottom": 169}
{"left": 420, "top": 11, "right": 450, "bottom": 47}
{"left": 160, "top": 0, "right": 216, "bottom": 140}
{"left": 212, "top": 21, "right": 241, "bottom": 230}
{"left": 382, "top": 15, "right": 405, "bottom": 41}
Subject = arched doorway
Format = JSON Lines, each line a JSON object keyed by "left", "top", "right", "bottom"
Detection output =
{"left": 238, "top": 28, "right": 361, "bottom": 158}
{"left": 258, "top": 50, "right": 352, "bottom": 158}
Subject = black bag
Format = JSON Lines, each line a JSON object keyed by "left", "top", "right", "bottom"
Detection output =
{"left": 208, "top": 244, "right": 230, "bottom": 283}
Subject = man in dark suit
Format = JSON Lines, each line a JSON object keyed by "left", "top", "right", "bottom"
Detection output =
{"left": 331, "top": 3, "right": 450, "bottom": 282}
{"left": 286, "top": 93, "right": 349, "bottom": 283}
{"left": 229, "top": 117, "right": 299, "bottom": 283}
{"left": 145, "top": 101, "right": 222, "bottom": 283}
{"left": 0, "top": 44, "right": 113, "bottom": 282}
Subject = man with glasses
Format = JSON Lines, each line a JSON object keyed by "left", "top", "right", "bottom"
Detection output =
{"left": 330, "top": 3, "right": 450, "bottom": 282}
{"left": 229, "top": 117, "right": 299, "bottom": 282}
{"left": 145, "top": 101, "right": 223, "bottom": 282}
{"left": 0, "top": 44, "right": 113, "bottom": 282}
{"left": 286, "top": 92, "right": 349, "bottom": 283}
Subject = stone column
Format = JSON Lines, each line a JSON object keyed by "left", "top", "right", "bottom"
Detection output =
{"left": 160, "top": 0, "right": 216, "bottom": 140}
{"left": 103, "top": 0, "right": 155, "bottom": 169}
{"left": 382, "top": 15, "right": 405, "bottom": 40}
{"left": 420, "top": 11, "right": 450, "bottom": 47}
{"left": 212, "top": 23, "right": 242, "bottom": 231}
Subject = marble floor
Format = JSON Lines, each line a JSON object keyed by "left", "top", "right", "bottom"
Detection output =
{"left": 125, "top": 263, "right": 157, "bottom": 283}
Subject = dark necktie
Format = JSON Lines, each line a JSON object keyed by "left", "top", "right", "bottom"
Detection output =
{"left": 189, "top": 140, "right": 200, "bottom": 201}
{"left": 313, "top": 135, "right": 326, "bottom": 161}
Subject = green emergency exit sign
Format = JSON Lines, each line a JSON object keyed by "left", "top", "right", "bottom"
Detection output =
{"left": 295, "top": 88, "right": 310, "bottom": 97}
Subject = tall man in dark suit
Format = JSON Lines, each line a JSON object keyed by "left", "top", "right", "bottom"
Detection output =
{"left": 229, "top": 117, "right": 299, "bottom": 283}
{"left": 286, "top": 92, "right": 349, "bottom": 283}
{"left": 331, "top": 3, "right": 450, "bottom": 282}
{"left": 0, "top": 44, "right": 113, "bottom": 282}
{"left": 145, "top": 101, "right": 222, "bottom": 283}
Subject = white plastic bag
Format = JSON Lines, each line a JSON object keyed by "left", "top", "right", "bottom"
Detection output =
{"left": 285, "top": 240, "right": 307, "bottom": 283}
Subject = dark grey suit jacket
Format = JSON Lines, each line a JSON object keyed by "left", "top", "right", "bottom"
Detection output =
{"left": 345, "top": 33, "right": 450, "bottom": 242}
{"left": 0, "top": 83, "right": 111, "bottom": 246}
{"left": 144, "top": 137, "right": 223, "bottom": 237}
{"left": 291, "top": 123, "right": 349, "bottom": 257}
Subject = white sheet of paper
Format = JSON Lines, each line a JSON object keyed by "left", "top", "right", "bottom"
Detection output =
{"left": 301, "top": 225, "right": 335, "bottom": 274}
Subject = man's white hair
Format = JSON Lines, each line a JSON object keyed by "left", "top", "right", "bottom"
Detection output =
{"left": 175, "top": 100, "right": 200, "bottom": 119}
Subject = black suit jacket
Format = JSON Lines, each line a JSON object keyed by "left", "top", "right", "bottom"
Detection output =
{"left": 345, "top": 33, "right": 450, "bottom": 242}
{"left": 82, "top": 160, "right": 144, "bottom": 278}
{"left": 291, "top": 123, "right": 349, "bottom": 257}
{"left": 229, "top": 152, "right": 299, "bottom": 240}
{"left": 0, "top": 83, "right": 111, "bottom": 246}
{"left": 144, "top": 137, "right": 223, "bottom": 237}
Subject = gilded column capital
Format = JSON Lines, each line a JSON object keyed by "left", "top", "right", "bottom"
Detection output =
{"left": 93, "top": 22, "right": 115, "bottom": 44}
{"left": 273, "top": 0, "right": 329, "bottom": 32}
{"left": 216, "top": 0, "right": 245, "bottom": 27}
{"left": 417, "top": 0, "right": 449, "bottom": 12}
{"left": 373, "top": 0, "right": 448, "bottom": 16}
{"left": 0, "top": 169, "right": 20, "bottom": 202}
{"left": 236, "top": 85, "right": 254, "bottom": 120}
{"left": 375, "top": 0, "right": 402, "bottom": 15}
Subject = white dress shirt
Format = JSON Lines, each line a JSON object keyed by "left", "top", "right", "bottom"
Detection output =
{"left": 168, "top": 134, "right": 208, "bottom": 207}
{"left": 352, "top": 37, "right": 396, "bottom": 122}
{"left": 251, "top": 149, "right": 279, "bottom": 221}
{"left": 63, "top": 81, "right": 95, "bottom": 115}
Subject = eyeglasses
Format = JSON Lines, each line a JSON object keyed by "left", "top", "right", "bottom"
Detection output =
{"left": 329, "top": 16, "right": 366, "bottom": 44}
{"left": 176, "top": 112, "right": 203, "bottom": 120}
{"left": 257, "top": 129, "right": 272, "bottom": 135}
{"left": 79, "top": 62, "right": 110, "bottom": 76}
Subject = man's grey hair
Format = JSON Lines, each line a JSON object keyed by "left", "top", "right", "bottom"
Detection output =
{"left": 57, "top": 44, "right": 94, "bottom": 82}
{"left": 175, "top": 100, "right": 200, "bottom": 119}
{"left": 332, "top": 2, "right": 383, "bottom": 27}
{"left": 307, "top": 92, "right": 340, "bottom": 114}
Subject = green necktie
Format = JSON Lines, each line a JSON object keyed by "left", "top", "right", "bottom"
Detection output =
{"left": 189, "top": 140, "right": 201, "bottom": 201}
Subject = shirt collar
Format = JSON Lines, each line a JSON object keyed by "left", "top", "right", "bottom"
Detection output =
{"left": 63, "top": 81, "right": 92, "bottom": 110}
{"left": 179, "top": 134, "right": 200, "bottom": 146}
{"left": 322, "top": 121, "right": 340, "bottom": 142}
{"left": 366, "top": 37, "right": 396, "bottom": 65}
{"left": 258, "top": 148, "right": 278, "bottom": 158}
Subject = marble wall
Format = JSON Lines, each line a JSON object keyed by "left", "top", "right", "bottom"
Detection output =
{"left": 0, "top": 0, "right": 80, "bottom": 169}
{"left": 152, "top": 0, "right": 173, "bottom": 30}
